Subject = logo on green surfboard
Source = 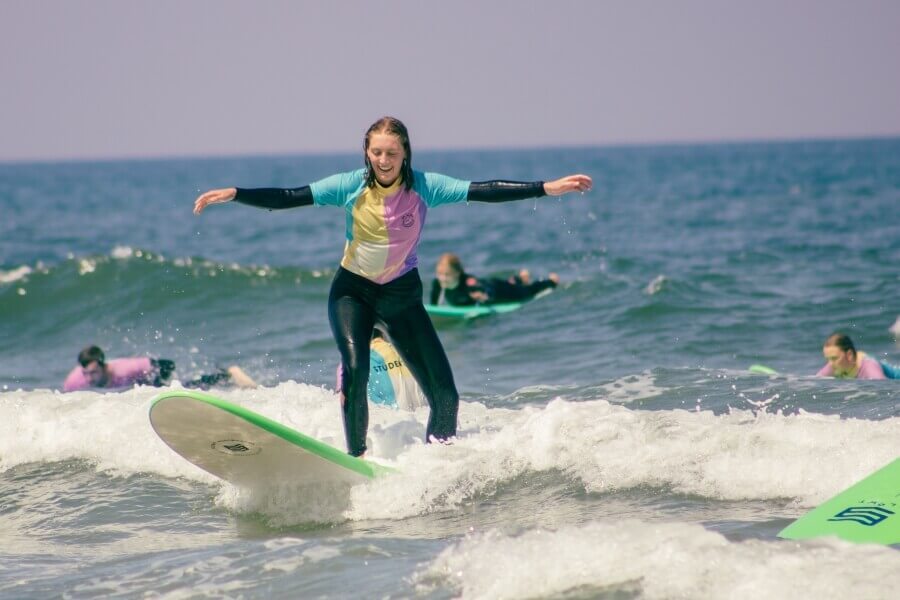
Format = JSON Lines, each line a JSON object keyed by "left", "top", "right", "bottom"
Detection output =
{"left": 212, "top": 440, "right": 261, "bottom": 455}
{"left": 827, "top": 506, "right": 894, "bottom": 527}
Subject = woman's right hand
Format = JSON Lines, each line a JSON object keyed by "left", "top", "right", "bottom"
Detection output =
{"left": 193, "top": 187, "right": 237, "bottom": 215}
{"left": 543, "top": 174, "right": 593, "bottom": 196}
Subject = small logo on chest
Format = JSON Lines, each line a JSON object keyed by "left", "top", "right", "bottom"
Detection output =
{"left": 401, "top": 212, "right": 415, "bottom": 228}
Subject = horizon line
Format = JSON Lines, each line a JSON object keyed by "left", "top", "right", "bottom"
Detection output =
{"left": 2, "top": 132, "right": 899, "bottom": 166}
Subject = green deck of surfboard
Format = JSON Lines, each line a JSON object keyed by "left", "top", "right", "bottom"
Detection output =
{"left": 425, "top": 288, "right": 554, "bottom": 320}
{"left": 748, "top": 364, "right": 779, "bottom": 375}
{"left": 424, "top": 302, "right": 524, "bottom": 319}
{"left": 778, "top": 457, "right": 900, "bottom": 545}
{"left": 150, "top": 390, "right": 393, "bottom": 484}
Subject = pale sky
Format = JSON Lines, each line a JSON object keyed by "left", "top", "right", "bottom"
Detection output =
{"left": 1, "top": 0, "right": 899, "bottom": 161}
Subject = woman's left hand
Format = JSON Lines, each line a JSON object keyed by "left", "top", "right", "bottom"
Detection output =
{"left": 543, "top": 174, "right": 593, "bottom": 196}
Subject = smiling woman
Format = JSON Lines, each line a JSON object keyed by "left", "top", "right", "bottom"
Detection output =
{"left": 193, "top": 116, "right": 593, "bottom": 457}
{"left": 364, "top": 123, "right": 413, "bottom": 190}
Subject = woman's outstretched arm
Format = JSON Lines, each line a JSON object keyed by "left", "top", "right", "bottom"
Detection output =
{"left": 467, "top": 174, "right": 592, "bottom": 203}
{"left": 194, "top": 186, "right": 314, "bottom": 214}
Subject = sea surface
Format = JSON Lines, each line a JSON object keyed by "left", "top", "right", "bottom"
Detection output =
{"left": 1, "top": 139, "right": 899, "bottom": 598}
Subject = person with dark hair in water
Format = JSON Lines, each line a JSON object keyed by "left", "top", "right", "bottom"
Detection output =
{"left": 430, "top": 252, "right": 559, "bottom": 306}
{"left": 193, "top": 116, "right": 592, "bottom": 456}
{"left": 817, "top": 333, "right": 891, "bottom": 380}
{"left": 63, "top": 345, "right": 256, "bottom": 392}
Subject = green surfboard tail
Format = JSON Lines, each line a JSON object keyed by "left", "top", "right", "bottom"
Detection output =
{"left": 778, "top": 457, "right": 900, "bottom": 545}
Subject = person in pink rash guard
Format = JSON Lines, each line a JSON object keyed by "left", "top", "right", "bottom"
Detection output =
{"left": 63, "top": 345, "right": 256, "bottom": 392}
{"left": 817, "top": 333, "right": 886, "bottom": 380}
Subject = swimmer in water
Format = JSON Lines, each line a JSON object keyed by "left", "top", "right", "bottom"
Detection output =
{"left": 817, "top": 333, "right": 887, "bottom": 380}
{"left": 431, "top": 252, "right": 559, "bottom": 306}
{"left": 63, "top": 345, "right": 257, "bottom": 392}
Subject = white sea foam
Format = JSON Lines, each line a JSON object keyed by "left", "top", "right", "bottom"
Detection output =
{"left": 0, "top": 265, "right": 32, "bottom": 283}
{"left": 110, "top": 245, "right": 135, "bottom": 259}
{"left": 417, "top": 520, "right": 900, "bottom": 599}
{"left": 261, "top": 539, "right": 341, "bottom": 573}
{"left": 2, "top": 386, "right": 897, "bottom": 526}
{"left": 644, "top": 274, "right": 667, "bottom": 295}
{"left": 344, "top": 398, "right": 898, "bottom": 524}
{"left": 0, "top": 385, "right": 216, "bottom": 482}
{"left": 592, "top": 369, "right": 666, "bottom": 403}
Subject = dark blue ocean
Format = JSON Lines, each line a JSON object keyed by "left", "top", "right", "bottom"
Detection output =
{"left": 1, "top": 140, "right": 898, "bottom": 598}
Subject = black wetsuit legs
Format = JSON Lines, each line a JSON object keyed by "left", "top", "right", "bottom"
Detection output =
{"left": 329, "top": 274, "right": 376, "bottom": 457}
{"left": 381, "top": 301, "right": 459, "bottom": 442}
{"left": 184, "top": 368, "right": 232, "bottom": 390}
{"left": 329, "top": 267, "right": 459, "bottom": 456}
{"left": 146, "top": 359, "right": 232, "bottom": 389}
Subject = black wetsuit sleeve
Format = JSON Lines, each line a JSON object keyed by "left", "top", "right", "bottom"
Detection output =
{"left": 429, "top": 279, "right": 441, "bottom": 304}
{"left": 234, "top": 186, "right": 314, "bottom": 210}
{"left": 445, "top": 275, "right": 479, "bottom": 306}
{"left": 466, "top": 180, "right": 546, "bottom": 203}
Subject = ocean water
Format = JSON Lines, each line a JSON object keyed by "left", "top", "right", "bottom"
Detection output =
{"left": 1, "top": 139, "right": 899, "bottom": 598}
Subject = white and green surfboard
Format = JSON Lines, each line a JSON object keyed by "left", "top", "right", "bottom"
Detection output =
{"left": 778, "top": 457, "right": 899, "bottom": 545}
{"left": 149, "top": 390, "right": 393, "bottom": 487}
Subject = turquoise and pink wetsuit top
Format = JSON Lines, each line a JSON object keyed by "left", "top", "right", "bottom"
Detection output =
{"left": 63, "top": 357, "right": 155, "bottom": 391}
{"left": 309, "top": 169, "right": 470, "bottom": 283}
{"left": 235, "top": 169, "right": 472, "bottom": 284}
{"left": 234, "top": 169, "right": 544, "bottom": 285}
{"left": 816, "top": 356, "right": 887, "bottom": 380}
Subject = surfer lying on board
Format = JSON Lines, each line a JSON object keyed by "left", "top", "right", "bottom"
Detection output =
{"left": 193, "top": 116, "right": 592, "bottom": 456}
{"left": 336, "top": 329, "right": 427, "bottom": 411}
{"left": 817, "top": 333, "right": 900, "bottom": 380}
{"left": 430, "top": 252, "right": 559, "bottom": 306}
{"left": 63, "top": 345, "right": 257, "bottom": 392}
